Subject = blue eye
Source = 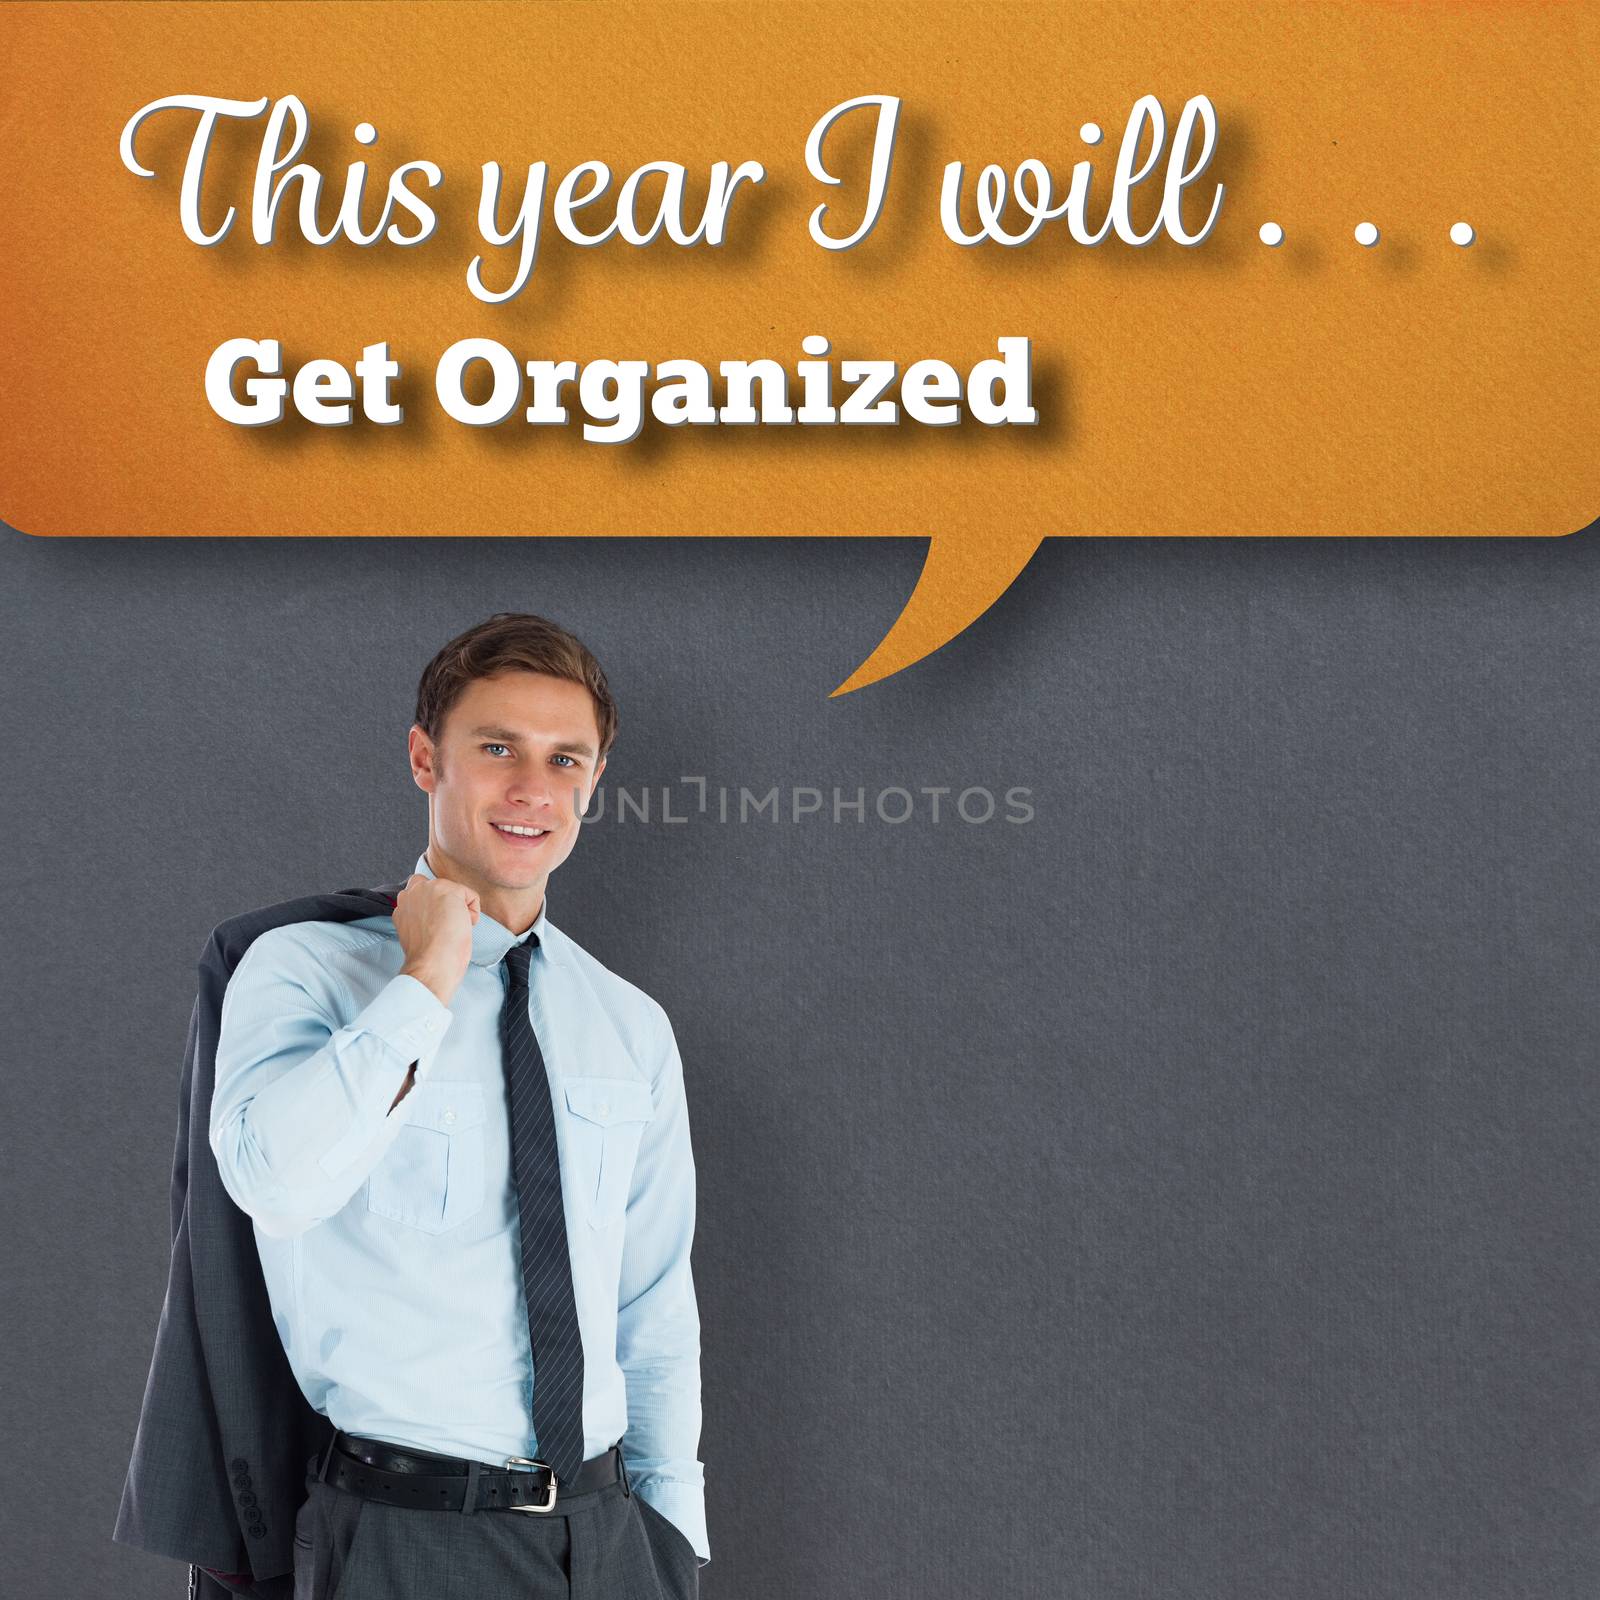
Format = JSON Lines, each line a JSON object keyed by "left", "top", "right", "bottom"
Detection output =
{"left": 483, "top": 743, "right": 510, "bottom": 757}
{"left": 552, "top": 754, "right": 577, "bottom": 768}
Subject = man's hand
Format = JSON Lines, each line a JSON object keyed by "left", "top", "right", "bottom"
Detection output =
{"left": 394, "top": 872, "right": 479, "bottom": 1007}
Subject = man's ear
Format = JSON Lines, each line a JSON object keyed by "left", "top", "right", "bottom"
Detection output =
{"left": 408, "top": 724, "right": 437, "bottom": 793}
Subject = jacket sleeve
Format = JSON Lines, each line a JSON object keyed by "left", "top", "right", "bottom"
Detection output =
{"left": 615, "top": 1003, "right": 708, "bottom": 1565}
{"left": 209, "top": 925, "right": 453, "bottom": 1237}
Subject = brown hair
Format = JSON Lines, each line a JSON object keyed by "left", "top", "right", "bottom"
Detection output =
{"left": 413, "top": 613, "right": 618, "bottom": 757}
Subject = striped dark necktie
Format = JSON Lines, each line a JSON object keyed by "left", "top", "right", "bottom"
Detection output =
{"left": 500, "top": 936, "right": 586, "bottom": 1487}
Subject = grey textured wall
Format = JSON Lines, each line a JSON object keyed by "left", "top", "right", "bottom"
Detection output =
{"left": 2, "top": 525, "right": 1596, "bottom": 1600}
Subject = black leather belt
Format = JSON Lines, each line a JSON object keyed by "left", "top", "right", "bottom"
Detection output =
{"left": 318, "top": 1430, "right": 629, "bottom": 1515}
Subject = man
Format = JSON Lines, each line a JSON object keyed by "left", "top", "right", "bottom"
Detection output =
{"left": 129, "top": 613, "right": 706, "bottom": 1599}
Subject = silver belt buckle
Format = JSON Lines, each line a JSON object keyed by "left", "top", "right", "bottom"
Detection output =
{"left": 504, "top": 1456, "right": 558, "bottom": 1513}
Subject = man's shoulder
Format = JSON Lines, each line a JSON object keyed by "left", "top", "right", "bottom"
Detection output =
{"left": 546, "top": 921, "right": 672, "bottom": 1035}
{"left": 213, "top": 913, "right": 400, "bottom": 1024}
{"left": 206, "top": 891, "right": 397, "bottom": 983}
{"left": 237, "top": 916, "right": 394, "bottom": 964}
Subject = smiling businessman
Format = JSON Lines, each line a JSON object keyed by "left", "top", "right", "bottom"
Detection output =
{"left": 120, "top": 614, "right": 706, "bottom": 1600}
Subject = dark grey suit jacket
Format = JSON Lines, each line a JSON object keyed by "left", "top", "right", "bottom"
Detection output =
{"left": 113, "top": 882, "right": 406, "bottom": 1599}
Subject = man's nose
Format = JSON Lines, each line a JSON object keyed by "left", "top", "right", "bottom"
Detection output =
{"left": 505, "top": 767, "right": 557, "bottom": 810}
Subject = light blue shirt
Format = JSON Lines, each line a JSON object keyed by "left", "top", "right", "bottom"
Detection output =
{"left": 209, "top": 852, "right": 707, "bottom": 1562}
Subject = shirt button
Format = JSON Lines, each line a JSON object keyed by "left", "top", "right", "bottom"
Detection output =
{"left": 598, "top": 1101, "right": 611, "bottom": 1118}
{"left": 444, "top": 1109, "right": 457, "bottom": 1124}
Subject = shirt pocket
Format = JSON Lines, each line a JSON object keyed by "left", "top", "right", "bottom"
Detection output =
{"left": 562, "top": 1077, "right": 655, "bottom": 1229}
{"left": 366, "top": 1080, "right": 487, "bottom": 1235}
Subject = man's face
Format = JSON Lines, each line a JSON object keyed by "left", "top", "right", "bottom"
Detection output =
{"left": 408, "top": 669, "right": 607, "bottom": 907}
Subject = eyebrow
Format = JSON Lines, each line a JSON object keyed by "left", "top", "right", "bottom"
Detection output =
{"left": 467, "top": 724, "right": 597, "bottom": 759}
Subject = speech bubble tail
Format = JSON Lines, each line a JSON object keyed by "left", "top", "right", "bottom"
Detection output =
{"left": 830, "top": 533, "right": 1043, "bottom": 697}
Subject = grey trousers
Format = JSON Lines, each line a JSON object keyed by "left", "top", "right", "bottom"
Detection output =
{"left": 291, "top": 1453, "right": 699, "bottom": 1600}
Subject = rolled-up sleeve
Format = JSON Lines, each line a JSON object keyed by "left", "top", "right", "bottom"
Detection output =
{"left": 210, "top": 928, "right": 453, "bottom": 1237}
{"left": 616, "top": 1004, "right": 708, "bottom": 1564}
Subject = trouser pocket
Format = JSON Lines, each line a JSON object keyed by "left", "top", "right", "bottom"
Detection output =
{"left": 294, "top": 1478, "right": 371, "bottom": 1600}
{"left": 633, "top": 1495, "right": 699, "bottom": 1600}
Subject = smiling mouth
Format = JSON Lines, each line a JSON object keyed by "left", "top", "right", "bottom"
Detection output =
{"left": 492, "top": 822, "right": 551, "bottom": 843}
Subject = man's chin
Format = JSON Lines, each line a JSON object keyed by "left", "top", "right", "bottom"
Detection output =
{"left": 483, "top": 839, "right": 565, "bottom": 882}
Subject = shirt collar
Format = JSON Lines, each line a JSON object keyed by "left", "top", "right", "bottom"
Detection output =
{"left": 412, "top": 851, "right": 553, "bottom": 968}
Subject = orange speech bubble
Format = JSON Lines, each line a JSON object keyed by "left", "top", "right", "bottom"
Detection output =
{"left": 1, "top": 1, "right": 1594, "bottom": 694}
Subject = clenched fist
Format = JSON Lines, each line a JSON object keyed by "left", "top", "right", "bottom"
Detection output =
{"left": 394, "top": 872, "right": 480, "bottom": 1007}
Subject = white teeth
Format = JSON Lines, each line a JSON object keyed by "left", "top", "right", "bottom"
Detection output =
{"left": 494, "top": 823, "right": 546, "bottom": 837}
